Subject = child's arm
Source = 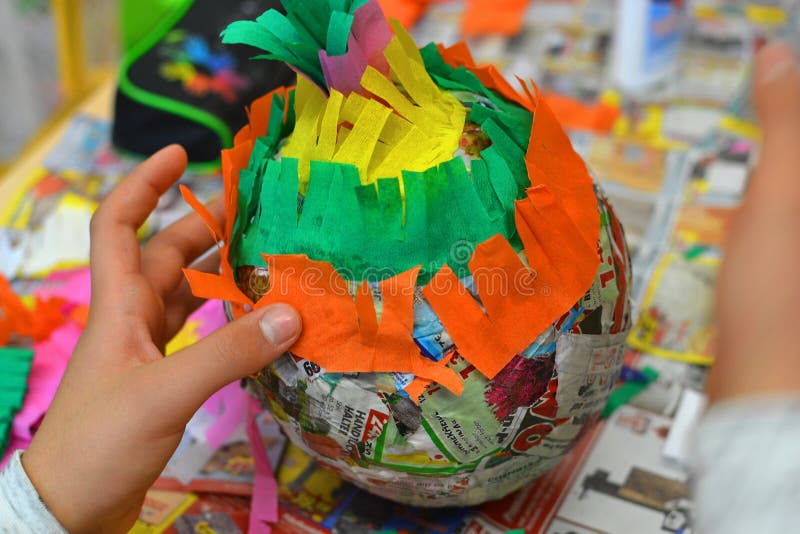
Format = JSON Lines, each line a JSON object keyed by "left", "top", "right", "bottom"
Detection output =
{"left": 694, "top": 42, "right": 800, "bottom": 533}
{"left": 12, "top": 145, "right": 301, "bottom": 533}
{"left": 706, "top": 42, "right": 800, "bottom": 404}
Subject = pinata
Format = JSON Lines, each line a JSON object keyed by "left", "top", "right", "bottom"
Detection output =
{"left": 183, "top": 0, "right": 632, "bottom": 506}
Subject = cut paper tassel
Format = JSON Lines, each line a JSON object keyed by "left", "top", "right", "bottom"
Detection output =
{"left": 3, "top": 323, "right": 79, "bottom": 466}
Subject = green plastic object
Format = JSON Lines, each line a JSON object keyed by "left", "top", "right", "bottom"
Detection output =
{"left": 120, "top": 0, "right": 188, "bottom": 52}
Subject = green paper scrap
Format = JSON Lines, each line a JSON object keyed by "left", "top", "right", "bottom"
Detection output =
{"left": 0, "top": 347, "right": 34, "bottom": 360}
{"left": 0, "top": 421, "right": 8, "bottom": 453}
{"left": 601, "top": 366, "right": 659, "bottom": 419}
{"left": 0, "top": 389, "right": 25, "bottom": 411}
{"left": 684, "top": 244, "right": 708, "bottom": 260}
{"left": 0, "top": 347, "right": 35, "bottom": 452}
{"left": 231, "top": 92, "right": 295, "bottom": 258}
{"left": 222, "top": 0, "right": 369, "bottom": 89}
{"left": 327, "top": 11, "right": 354, "bottom": 56}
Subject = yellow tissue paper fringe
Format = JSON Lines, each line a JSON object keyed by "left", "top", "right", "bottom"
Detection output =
{"left": 283, "top": 23, "right": 466, "bottom": 193}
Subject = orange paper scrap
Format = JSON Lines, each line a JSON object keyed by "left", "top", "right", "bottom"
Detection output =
{"left": 543, "top": 93, "right": 621, "bottom": 134}
{"left": 525, "top": 87, "right": 599, "bottom": 251}
{"left": 461, "top": 0, "right": 529, "bottom": 37}
{"left": 0, "top": 275, "right": 68, "bottom": 344}
{"left": 377, "top": 0, "right": 431, "bottom": 29}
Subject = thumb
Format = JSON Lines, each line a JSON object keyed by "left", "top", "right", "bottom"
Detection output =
{"left": 749, "top": 42, "right": 800, "bottom": 207}
{"left": 143, "top": 303, "right": 302, "bottom": 425}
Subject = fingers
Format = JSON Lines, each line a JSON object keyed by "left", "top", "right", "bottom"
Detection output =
{"left": 141, "top": 197, "right": 225, "bottom": 299}
{"left": 749, "top": 43, "right": 800, "bottom": 209}
{"left": 90, "top": 146, "right": 188, "bottom": 300}
{"left": 140, "top": 304, "right": 302, "bottom": 429}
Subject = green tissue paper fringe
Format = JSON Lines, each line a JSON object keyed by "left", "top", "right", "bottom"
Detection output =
{"left": 0, "top": 347, "right": 34, "bottom": 453}
{"left": 229, "top": 39, "right": 535, "bottom": 285}
{"left": 221, "top": 0, "right": 368, "bottom": 89}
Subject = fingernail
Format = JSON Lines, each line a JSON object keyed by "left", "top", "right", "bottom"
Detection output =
{"left": 259, "top": 304, "right": 300, "bottom": 345}
{"left": 756, "top": 44, "right": 797, "bottom": 86}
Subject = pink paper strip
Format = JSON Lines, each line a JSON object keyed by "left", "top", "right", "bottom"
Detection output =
{"left": 204, "top": 381, "right": 249, "bottom": 450}
{"left": 192, "top": 299, "right": 228, "bottom": 339}
{"left": 320, "top": 40, "right": 369, "bottom": 96}
{"left": 351, "top": 0, "right": 392, "bottom": 73}
{"left": 319, "top": 0, "right": 392, "bottom": 94}
{"left": 37, "top": 268, "right": 91, "bottom": 306}
{"left": 247, "top": 398, "right": 279, "bottom": 534}
{"left": 3, "top": 322, "right": 80, "bottom": 466}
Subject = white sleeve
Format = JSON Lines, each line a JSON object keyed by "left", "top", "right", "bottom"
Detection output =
{"left": 0, "top": 450, "right": 67, "bottom": 534}
{"left": 692, "top": 394, "right": 800, "bottom": 534}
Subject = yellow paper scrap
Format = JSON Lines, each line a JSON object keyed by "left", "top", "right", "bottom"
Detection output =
{"left": 744, "top": 4, "right": 787, "bottom": 26}
{"left": 129, "top": 490, "right": 198, "bottom": 534}
{"left": 165, "top": 319, "right": 201, "bottom": 356}
{"left": 719, "top": 115, "right": 761, "bottom": 140}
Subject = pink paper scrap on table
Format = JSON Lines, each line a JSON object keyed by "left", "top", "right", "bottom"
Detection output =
{"left": 1, "top": 323, "right": 81, "bottom": 468}
{"left": 203, "top": 380, "right": 250, "bottom": 451}
{"left": 246, "top": 398, "right": 279, "bottom": 534}
{"left": 37, "top": 267, "right": 92, "bottom": 306}
{"left": 192, "top": 298, "right": 228, "bottom": 339}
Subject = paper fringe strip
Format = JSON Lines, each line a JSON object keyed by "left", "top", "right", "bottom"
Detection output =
{"left": 0, "top": 347, "right": 34, "bottom": 454}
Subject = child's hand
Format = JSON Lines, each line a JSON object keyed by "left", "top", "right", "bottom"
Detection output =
{"left": 21, "top": 146, "right": 302, "bottom": 533}
{"left": 708, "top": 43, "right": 800, "bottom": 402}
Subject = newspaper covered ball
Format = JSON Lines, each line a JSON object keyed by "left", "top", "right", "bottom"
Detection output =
{"left": 184, "top": 0, "right": 632, "bottom": 507}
